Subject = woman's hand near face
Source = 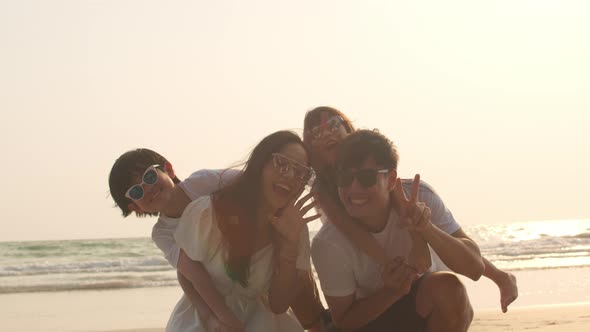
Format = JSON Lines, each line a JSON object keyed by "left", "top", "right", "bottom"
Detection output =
{"left": 268, "top": 187, "right": 321, "bottom": 314}
{"left": 270, "top": 191, "right": 321, "bottom": 245}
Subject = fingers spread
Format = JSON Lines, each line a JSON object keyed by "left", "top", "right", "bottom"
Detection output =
{"left": 295, "top": 185, "right": 306, "bottom": 198}
{"left": 300, "top": 200, "right": 318, "bottom": 216}
{"left": 296, "top": 192, "right": 315, "bottom": 210}
{"left": 302, "top": 213, "right": 322, "bottom": 223}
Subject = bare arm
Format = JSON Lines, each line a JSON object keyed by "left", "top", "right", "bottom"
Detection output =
{"left": 395, "top": 177, "right": 483, "bottom": 280}
{"left": 482, "top": 257, "right": 518, "bottom": 313}
{"left": 408, "top": 230, "right": 432, "bottom": 273}
{"left": 326, "top": 261, "right": 415, "bottom": 330}
{"left": 288, "top": 271, "right": 326, "bottom": 329}
{"left": 268, "top": 192, "right": 320, "bottom": 314}
{"left": 422, "top": 226, "right": 484, "bottom": 280}
{"left": 177, "top": 271, "right": 214, "bottom": 326}
{"left": 177, "top": 249, "right": 243, "bottom": 330}
{"left": 268, "top": 243, "right": 308, "bottom": 313}
{"left": 178, "top": 274, "right": 245, "bottom": 332}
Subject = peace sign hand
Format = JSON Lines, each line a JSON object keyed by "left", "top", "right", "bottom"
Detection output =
{"left": 270, "top": 192, "right": 321, "bottom": 245}
{"left": 392, "top": 174, "right": 432, "bottom": 233}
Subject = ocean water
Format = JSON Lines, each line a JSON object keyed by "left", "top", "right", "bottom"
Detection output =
{"left": 1, "top": 219, "right": 589, "bottom": 294}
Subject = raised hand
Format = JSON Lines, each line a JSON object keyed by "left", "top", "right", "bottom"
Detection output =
{"left": 391, "top": 174, "right": 432, "bottom": 273}
{"left": 271, "top": 192, "right": 321, "bottom": 245}
{"left": 392, "top": 174, "right": 432, "bottom": 233}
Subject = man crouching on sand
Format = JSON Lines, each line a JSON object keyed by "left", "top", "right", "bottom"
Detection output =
{"left": 311, "top": 129, "right": 484, "bottom": 332}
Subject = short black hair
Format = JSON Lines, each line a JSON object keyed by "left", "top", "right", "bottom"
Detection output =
{"left": 108, "top": 148, "right": 180, "bottom": 217}
{"left": 336, "top": 129, "right": 399, "bottom": 171}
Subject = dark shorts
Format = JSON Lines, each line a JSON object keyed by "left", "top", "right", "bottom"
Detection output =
{"left": 353, "top": 275, "right": 427, "bottom": 332}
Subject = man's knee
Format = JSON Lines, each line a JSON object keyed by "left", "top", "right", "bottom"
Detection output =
{"left": 433, "top": 273, "right": 472, "bottom": 326}
{"left": 417, "top": 273, "right": 473, "bottom": 327}
{"left": 437, "top": 273, "right": 468, "bottom": 303}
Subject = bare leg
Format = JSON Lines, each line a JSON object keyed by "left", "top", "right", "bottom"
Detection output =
{"left": 415, "top": 272, "right": 473, "bottom": 332}
{"left": 482, "top": 257, "right": 518, "bottom": 313}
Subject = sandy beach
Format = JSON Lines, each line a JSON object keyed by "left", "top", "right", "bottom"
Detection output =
{"left": 4, "top": 219, "right": 589, "bottom": 332}
{"left": 3, "top": 267, "right": 590, "bottom": 332}
{"left": 96, "top": 304, "right": 590, "bottom": 332}
{"left": 472, "top": 304, "right": 590, "bottom": 331}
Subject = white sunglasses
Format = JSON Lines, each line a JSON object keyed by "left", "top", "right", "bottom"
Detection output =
{"left": 125, "top": 165, "right": 161, "bottom": 201}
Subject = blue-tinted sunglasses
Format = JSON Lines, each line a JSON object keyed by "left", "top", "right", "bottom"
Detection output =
{"left": 125, "top": 165, "right": 161, "bottom": 201}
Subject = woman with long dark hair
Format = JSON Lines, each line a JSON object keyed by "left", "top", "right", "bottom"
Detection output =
{"left": 174, "top": 130, "right": 319, "bottom": 331}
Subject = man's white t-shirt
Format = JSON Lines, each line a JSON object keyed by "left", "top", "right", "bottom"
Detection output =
{"left": 311, "top": 180, "right": 460, "bottom": 299}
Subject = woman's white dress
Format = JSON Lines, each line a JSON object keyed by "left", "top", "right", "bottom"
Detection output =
{"left": 172, "top": 196, "right": 310, "bottom": 332}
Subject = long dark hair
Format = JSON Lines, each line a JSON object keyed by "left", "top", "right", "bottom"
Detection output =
{"left": 212, "top": 130, "right": 306, "bottom": 286}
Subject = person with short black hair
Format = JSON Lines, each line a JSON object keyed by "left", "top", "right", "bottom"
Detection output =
{"left": 108, "top": 131, "right": 325, "bottom": 332}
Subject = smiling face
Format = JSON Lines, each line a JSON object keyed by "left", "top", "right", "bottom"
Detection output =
{"left": 127, "top": 163, "right": 176, "bottom": 215}
{"left": 337, "top": 156, "right": 396, "bottom": 232}
{"left": 334, "top": 130, "right": 400, "bottom": 232}
{"left": 260, "top": 143, "right": 311, "bottom": 212}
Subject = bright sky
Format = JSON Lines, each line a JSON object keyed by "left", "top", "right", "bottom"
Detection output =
{"left": 1, "top": 1, "right": 588, "bottom": 242}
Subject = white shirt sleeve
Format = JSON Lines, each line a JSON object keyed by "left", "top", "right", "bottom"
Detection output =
{"left": 401, "top": 180, "right": 461, "bottom": 272}
{"left": 418, "top": 181, "right": 461, "bottom": 235}
{"left": 174, "top": 196, "right": 222, "bottom": 262}
{"left": 151, "top": 220, "right": 181, "bottom": 268}
{"left": 179, "top": 169, "right": 241, "bottom": 201}
{"left": 311, "top": 235, "right": 356, "bottom": 297}
{"left": 151, "top": 169, "right": 240, "bottom": 268}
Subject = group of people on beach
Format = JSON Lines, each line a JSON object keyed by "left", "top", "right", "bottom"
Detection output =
{"left": 108, "top": 106, "right": 518, "bottom": 332}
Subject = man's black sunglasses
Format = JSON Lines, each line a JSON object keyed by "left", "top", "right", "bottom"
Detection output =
{"left": 335, "top": 169, "right": 390, "bottom": 188}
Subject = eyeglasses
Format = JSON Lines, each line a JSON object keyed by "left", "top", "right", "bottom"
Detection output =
{"left": 336, "top": 169, "right": 390, "bottom": 188}
{"left": 272, "top": 153, "right": 315, "bottom": 184}
{"left": 125, "top": 165, "right": 161, "bottom": 201}
{"left": 306, "top": 115, "right": 343, "bottom": 141}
